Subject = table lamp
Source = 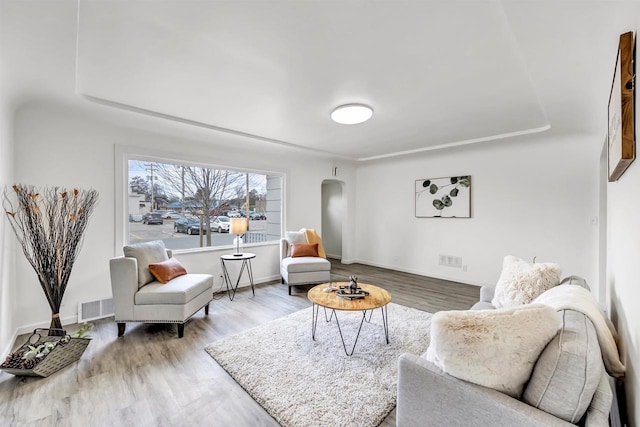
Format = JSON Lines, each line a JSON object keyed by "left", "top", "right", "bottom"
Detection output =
{"left": 230, "top": 217, "right": 248, "bottom": 256}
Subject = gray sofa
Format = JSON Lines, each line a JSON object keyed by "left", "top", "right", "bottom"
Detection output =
{"left": 397, "top": 277, "right": 613, "bottom": 426}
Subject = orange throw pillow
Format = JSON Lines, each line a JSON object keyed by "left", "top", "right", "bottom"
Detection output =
{"left": 148, "top": 257, "right": 188, "bottom": 284}
{"left": 290, "top": 243, "right": 319, "bottom": 258}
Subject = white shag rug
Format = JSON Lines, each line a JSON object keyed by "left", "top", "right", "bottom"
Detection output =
{"left": 205, "top": 303, "right": 432, "bottom": 427}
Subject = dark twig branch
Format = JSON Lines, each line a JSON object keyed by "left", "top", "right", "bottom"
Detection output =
{"left": 3, "top": 185, "right": 99, "bottom": 335}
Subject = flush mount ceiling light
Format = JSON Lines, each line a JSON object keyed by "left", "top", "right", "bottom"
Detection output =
{"left": 330, "top": 104, "right": 373, "bottom": 125}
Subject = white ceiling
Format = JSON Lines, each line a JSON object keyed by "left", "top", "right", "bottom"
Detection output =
{"left": 3, "top": 1, "right": 640, "bottom": 161}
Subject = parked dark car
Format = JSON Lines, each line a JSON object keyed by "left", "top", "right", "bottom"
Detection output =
{"left": 250, "top": 212, "right": 266, "bottom": 220}
{"left": 142, "top": 212, "right": 163, "bottom": 225}
{"left": 174, "top": 217, "right": 207, "bottom": 235}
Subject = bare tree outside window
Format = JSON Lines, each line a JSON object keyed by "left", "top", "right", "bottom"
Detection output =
{"left": 127, "top": 159, "right": 280, "bottom": 250}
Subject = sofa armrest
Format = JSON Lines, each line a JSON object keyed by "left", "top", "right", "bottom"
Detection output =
{"left": 479, "top": 285, "right": 495, "bottom": 303}
{"left": 397, "top": 353, "right": 573, "bottom": 427}
{"left": 109, "top": 257, "right": 138, "bottom": 320}
{"left": 280, "top": 238, "right": 289, "bottom": 261}
{"left": 559, "top": 275, "right": 590, "bottom": 290}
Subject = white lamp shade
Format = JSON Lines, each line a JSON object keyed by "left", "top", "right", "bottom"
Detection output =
{"left": 230, "top": 218, "right": 248, "bottom": 235}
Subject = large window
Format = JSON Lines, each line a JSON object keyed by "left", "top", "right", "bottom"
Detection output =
{"left": 127, "top": 158, "right": 282, "bottom": 250}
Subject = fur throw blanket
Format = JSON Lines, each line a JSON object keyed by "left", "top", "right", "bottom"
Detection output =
{"left": 534, "top": 285, "right": 625, "bottom": 378}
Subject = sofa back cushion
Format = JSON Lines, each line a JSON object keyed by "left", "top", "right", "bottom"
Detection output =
{"left": 123, "top": 240, "right": 169, "bottom": 288}
{"left": 522, "top": 309, "right": 603, "bottom": 423}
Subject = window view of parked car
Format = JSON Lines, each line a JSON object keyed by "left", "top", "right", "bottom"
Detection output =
{"left": 250, "top": 212, "right": 266, "bottom": 220}
{"left": 162, "top": 211, "right": 182, "bottom": 219}
{"left": 142, "top": 212, "right": 164, "bottom": 225}
{"left": 174, "top": 217, "right": 207, "bottom": 235}
{"left": 211, "top": 216, "right": 230, "bottom": 233}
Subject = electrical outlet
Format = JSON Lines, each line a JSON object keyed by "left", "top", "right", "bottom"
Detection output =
{"left": 439, "top": 254, "right": 463, "bottom": 268}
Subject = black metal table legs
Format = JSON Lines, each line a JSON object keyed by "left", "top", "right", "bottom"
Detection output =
{"left": 221, "top": 258, "right": 255, "bottom": 301}
{"left": 311, "top": 304, "right": 389, "bottom": 356}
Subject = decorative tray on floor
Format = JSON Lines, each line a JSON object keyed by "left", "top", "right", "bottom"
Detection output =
{"left": 336, "top": 287, "right": 370, "bottom": 300}
{"left": 0, "top": 328, "right": 91, "bottom": 377}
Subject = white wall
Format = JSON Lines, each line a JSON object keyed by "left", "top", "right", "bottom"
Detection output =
{"left": 354, "top": 132, "right": 601, "bottom": 289}
{"left": 321, "top": 180, "right": 344, "bottom": 258}
{"left": 11, "top": 100, "right": 355, "bottom": 332}
{"left": 607, "top": 151, "right": 640, "bottom": 427}
{"left": 605, "top": 23, "right": 640, "bottom": 426}
{"left": 0, "top": 99, "right": 16, "bottom": 356}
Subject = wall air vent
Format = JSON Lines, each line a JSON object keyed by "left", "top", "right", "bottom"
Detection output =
{"left": 78, "top": 298, "right": 114, "bottom": 323}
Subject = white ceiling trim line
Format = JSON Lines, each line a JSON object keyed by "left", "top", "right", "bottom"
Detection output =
{"left": 82, "top": 93, "right": 551, "bottom": 163}
{"left": 356, "top": 124, "right": 552, "bottom": 162}
{"left": 80, "top": 94, "right": 352, "bottom": 161}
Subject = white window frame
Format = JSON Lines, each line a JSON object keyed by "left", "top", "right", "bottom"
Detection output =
{"left": 114, "top": 145, "right": 284, "bottom": 255}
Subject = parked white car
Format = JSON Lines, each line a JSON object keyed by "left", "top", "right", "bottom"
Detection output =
{"left": 211, "top": 216, "right": 231, "bottom": 233}
{"left": 163, "top": 211, "right": 182, "bottom": 219}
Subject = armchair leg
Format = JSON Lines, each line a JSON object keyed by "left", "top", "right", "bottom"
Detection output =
{"left": 204, "top": 303, "right": 210, "bottom": 315}
{"left": 177, "top": 323, "right": 185, "bottom": 338}
{"left": 289, "top": 285, "right": 292, "bottom": 295}
{"left": 117, "top": 323, "right": 126, "bottom": 337}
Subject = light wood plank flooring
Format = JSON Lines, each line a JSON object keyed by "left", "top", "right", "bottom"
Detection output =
{"left": 0, "top": 260, "right": 479, "bottom": 427}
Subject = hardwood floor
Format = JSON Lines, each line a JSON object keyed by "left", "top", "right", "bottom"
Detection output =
{"left": 0, "top": 260, "right": 479, "bottom": 427}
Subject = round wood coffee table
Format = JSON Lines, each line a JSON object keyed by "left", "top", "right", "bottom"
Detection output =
{"left": 308, "top": 282, "right": 392, "bottom": 356}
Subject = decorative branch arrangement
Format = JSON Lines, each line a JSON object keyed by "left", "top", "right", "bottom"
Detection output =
{"left": 3, "top": 185, "right": 99, "bottom": 335}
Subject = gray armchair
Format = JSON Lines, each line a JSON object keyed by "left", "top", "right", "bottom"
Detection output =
{"left": 109, "top": 241, "right": 213, "bottom": 338}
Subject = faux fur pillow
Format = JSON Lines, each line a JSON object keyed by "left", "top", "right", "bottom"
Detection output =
{"left": 491, "top": 256, "right": 561, "bottom": 308}
{"left": 425, "top": 304, "right": 561, "bottom": 398}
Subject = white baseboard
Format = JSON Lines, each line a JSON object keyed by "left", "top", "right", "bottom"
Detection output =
{"left": 16, "top": 315, "right": 78, "bottom": 336}
{"left": 1, "top": 329, "right": 18, "bottom": 361}
{"left": 228, "top": 274, "right": 281, "bottom": 289}
{"left": 343, "top": 258, "right": 484, "bottom": 287}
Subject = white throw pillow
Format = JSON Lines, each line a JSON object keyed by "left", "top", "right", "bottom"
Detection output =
{"left": 425, "top": 304, "right": 561, "bottom": 398}
{"left": 123, "top": 240, "right": 169, "bottom": 287}
{"left": 491, "top": 255, "right": 561, "bottom": 308}
{"left": 285, "top": 231, "right": 307, "bottom": 257}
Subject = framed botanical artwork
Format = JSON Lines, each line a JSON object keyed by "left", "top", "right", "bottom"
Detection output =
{"left": 608, "top": 31, "right": 635, "bottom": 182}
{"left": 415, "top": 175, "right": 471, "bottom": 218}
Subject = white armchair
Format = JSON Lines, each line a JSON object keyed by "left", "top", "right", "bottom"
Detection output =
{"left": 109, "top": 240, "right": 213, "bottom": 338}
{"left": 280, "top": 231, "right": 331, "bottom": 295}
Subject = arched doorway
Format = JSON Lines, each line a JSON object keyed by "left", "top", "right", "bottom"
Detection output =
{"left": 321, "top": 180, "right": 345, "bottom": 259}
